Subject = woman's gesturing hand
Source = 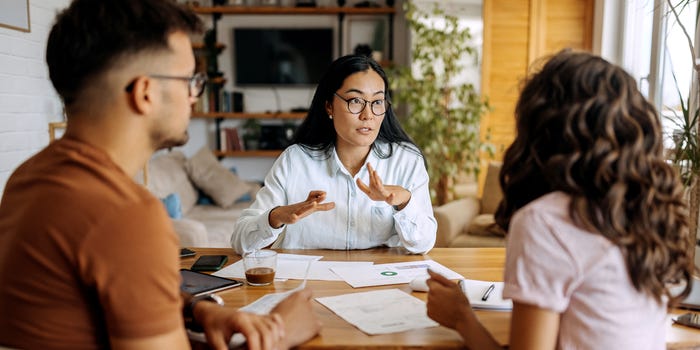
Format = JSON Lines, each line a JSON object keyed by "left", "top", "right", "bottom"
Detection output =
{"left": 268, "top": 191, "right": 335, "bottom": 229}
{"left": 356, "top": 163, "right": 411, "bottom": 210}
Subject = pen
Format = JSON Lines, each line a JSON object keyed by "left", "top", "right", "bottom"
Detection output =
{"left": 481, "top": 284, "right": 495, "bottom": 301}
{"left": 458, "top": 279, "right": 466, "bottom": 294}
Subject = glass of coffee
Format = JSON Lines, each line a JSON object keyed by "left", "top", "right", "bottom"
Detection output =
{"left": 243, "top": 249, "right": 277, "bottom": 286}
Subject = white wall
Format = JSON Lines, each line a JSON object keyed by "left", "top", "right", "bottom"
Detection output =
{"left": 0, "top": 0, "right": 69, "bottom": 194}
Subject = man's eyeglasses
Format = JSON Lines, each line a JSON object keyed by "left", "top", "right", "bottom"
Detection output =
{"left": 125, "top": 72, "right": 208, "bottom": 98}
{"left": 334, "top": 92, "right": 388, "bottom": 116}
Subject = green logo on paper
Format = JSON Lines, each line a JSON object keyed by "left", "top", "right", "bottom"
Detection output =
{"left": 380, "top": 271, "right": 397, "bottom": 276}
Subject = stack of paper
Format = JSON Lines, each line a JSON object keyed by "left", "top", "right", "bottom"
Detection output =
{"left": 459, "top": 279, "right": 512, "bottom": 310}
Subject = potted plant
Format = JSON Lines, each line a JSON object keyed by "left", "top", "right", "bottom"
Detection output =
{"left": 241, "top": 119, "right": 261, "bottom": 150}
{"left": 664, "top": 0, "right": 700, "bottom": 272}
{"left": 389, "top": 0, "right": 492, "bottom": 205}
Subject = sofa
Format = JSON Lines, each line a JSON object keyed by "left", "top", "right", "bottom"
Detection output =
{"left": 145, "top": 148, "right": 260, "bottom": 248}
{"left": 433, "top": 162, "right": 506, "bottom": 247}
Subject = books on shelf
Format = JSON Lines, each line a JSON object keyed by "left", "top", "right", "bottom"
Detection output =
{"left": 219, "top": 127, "right": 244, "bottom": 152}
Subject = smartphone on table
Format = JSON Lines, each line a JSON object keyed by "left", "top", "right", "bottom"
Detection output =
{"left": 674, "top": 312, "right": 700, "bottom": 330}
{"left": 191, "top": 255, "right": 228, "bottom": 271}
{"left": 180, "top": 248, "right": 196, "bottom": 258}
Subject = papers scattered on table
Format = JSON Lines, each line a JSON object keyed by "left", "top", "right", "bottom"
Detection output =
{"left": 459, "top": 279, "right": 512, "bottom": 310}
{"left": 239, "top": 280, "right": 308, "bottom": 315}
{"left": 213, "top": 253, "right": 375, "bottom": 281}
{"left": 330, "top": 260, "right": 464, "bottom": 288}
{"left": 315, "top": 289, "right": 438, "bottom": 335}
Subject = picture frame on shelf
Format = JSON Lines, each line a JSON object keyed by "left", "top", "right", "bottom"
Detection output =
{"left": 343, "top": 15, "right": 388, "bottom": 62}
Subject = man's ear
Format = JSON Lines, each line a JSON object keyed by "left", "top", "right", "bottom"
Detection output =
{"left": 126, "top": 76, "right": 154, "bottom": 115}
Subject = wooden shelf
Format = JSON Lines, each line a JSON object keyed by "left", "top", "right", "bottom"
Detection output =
{"left": 207, "top": 77, "right": 227, "bottom": 85}
{"left": 214, "top": 150, "right": 283, "bottom": 157}
{"left": 192, "top": 42, "right": 226, "bottom": 50}
{"left": 190, "top": 6, "right": 395, "bottom": 15}
{"left": 192, "top": 111, "right": 306, "bottom": 119}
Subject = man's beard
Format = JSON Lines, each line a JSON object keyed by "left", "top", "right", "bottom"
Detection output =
{"left": 154, "top": 129, "right": 189, "bottom": 150}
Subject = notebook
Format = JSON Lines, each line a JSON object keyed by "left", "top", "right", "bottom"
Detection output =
{"left": 459, "top": 279, "right": 513, "bottom": 311}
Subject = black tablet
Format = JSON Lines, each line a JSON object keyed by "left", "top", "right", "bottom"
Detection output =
{"left": 180, "top": 269, "right": 243, "bottom": 296}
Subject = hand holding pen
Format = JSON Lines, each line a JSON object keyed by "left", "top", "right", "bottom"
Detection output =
{"left": 425, "top": 269, "right": 473, "bottom": 330}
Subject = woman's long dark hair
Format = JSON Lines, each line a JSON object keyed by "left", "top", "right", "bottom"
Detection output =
{"left": 494, "top": 50, "right": 692, "bottom": 304}
{"left": 293, "top": 54, "right": 420, "bottom": 159}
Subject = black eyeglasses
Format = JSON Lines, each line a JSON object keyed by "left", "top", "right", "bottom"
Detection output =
{"left": 334, "top": 92, "right": 388, "bottom": 116}
{"left": 125, "top": 72, "right": 207, "bottom": 98}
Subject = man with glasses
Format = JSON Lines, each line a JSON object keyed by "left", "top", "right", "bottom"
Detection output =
{"left": 0, "top": 0, "right": 319, "bottom": 349}
{"left": 231, "top": 55, "right": 436, "bottom": 255}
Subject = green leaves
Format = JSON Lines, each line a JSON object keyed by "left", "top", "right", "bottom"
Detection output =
{"left": 389, "top": 0, "right": 491, "bottom": 204}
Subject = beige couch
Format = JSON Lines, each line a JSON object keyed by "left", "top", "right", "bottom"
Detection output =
{"left": 146, "top": 148, "right": 260, "bottom": 248}
{"left": 433, "top": 162, "right": 506, "bottom": 247}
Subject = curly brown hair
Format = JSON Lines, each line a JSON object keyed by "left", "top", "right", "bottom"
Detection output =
{"left": 494, "top": 49, "right": 692, "bottom": 304}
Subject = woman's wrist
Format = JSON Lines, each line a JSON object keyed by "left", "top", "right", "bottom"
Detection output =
{"left": 393, "top": 189, "right": 411, "bottom": 211}
{"left": 268, "top": 206, "right": 284, "bottom": 229}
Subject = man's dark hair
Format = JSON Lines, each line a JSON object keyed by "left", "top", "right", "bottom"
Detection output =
{"left": 46, "top": 0, "right": 202, "bottom": 106}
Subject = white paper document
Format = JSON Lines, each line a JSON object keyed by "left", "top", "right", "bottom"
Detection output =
{"left": 213, "top": 254, "right": 322, "bottom": 280}
{"left": 330, "top": 260, "right": 464, "bottom": 288}
{"left": 315, "top": 289, "right": 438, "bottom": 335}
{"left": 459, "top": 279, "right": 512, "bottom": 310}
{"left": 213, "top": 255, "right": 371, "bottom": 281}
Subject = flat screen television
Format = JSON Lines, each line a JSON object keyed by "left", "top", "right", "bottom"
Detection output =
{"left": 233, "top": 28, "right": 333, "bottom": 86}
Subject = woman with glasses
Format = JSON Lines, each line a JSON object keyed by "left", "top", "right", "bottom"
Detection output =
{"left": 231, "top": 54, "right": 437, "bottom": 254}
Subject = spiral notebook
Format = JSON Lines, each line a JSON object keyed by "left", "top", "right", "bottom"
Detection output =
{"left": 459, "top": 279, "right": 513, "bottom": 311}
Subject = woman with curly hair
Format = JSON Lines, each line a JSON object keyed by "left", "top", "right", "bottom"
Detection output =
{"left": 426, "top": 50, "right": 693, "bottom": 349}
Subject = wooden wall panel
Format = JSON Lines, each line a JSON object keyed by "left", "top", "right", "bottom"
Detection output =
{"left": 479, "top": 0, "right": 593, "bottom": 191}
{"left": 542, "top": 0, "right": 594, "bottom": 57}
{"left": 481, "top": 0, "right": 594, "bottom": 157}
{"left": 481, "top": 0, "right": 530, "bottom": 161}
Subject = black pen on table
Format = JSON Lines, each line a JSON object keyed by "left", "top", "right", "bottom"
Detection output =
{"left": 481, "top": 283, "right": 496, "bottom": 301}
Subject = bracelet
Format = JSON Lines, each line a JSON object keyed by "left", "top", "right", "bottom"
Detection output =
{"left": 184, "top": 293, "right": 225, "bottom": 332}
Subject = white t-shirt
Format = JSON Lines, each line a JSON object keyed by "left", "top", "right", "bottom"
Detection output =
{"left": 503, "top": 191, "right": 666, "bottom": 350}
{"left": 230, "top": 142, "right": 436, "bottom": 254}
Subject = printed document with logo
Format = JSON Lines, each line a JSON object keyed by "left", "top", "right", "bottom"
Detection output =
{"left": 331, "top": 260, "right": 464, "bottom": 288}
{"left": 315, "top": 289, "right": 438, "bottom": 335}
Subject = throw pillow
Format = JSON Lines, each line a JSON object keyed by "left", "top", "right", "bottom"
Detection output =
{"left": 196, "top": 166, "right": 254, "bottom": 205}
{"left": 147, "top": 151, "right": 199, "bottom": 214}
{"left": 466, "top": 214, "right": 506, "bottom": 237}
{"left": 185, "top": 147, "right": 251, "bottom": 208}
{"left": 161, "top": 193, "right": 183, "bottom": 219}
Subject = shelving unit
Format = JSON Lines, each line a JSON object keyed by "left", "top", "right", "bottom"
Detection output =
{"left": 213, "top": 150, "right": 285, "bottom": 157}
{"left": 190, "top": 6, "right": 395, "bottom": 15}
{"left": 191, "top": 112, "right": 306, "bottom": 120}
{"left": 190, "top": 4, "right": 395, "bottom": 158}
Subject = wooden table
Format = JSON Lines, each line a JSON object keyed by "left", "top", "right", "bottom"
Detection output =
{"left": 182, "top": 247, "right": 700, "bottom": 349}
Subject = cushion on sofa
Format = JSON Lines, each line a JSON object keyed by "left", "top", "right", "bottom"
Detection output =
{"left": 185, "top": 147, "right": 253, "bottom": 208}
{"left": 160, "top": 193, "right": 183, "bottom": 219}
{"left": 466, "top": 214, "right": 506, "bottom": 237}
{"left": 480, "top": 161, "right": 503, "bottom": 215}
{"left": 148, "top": 151, "right": 198, "bottom": 214}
